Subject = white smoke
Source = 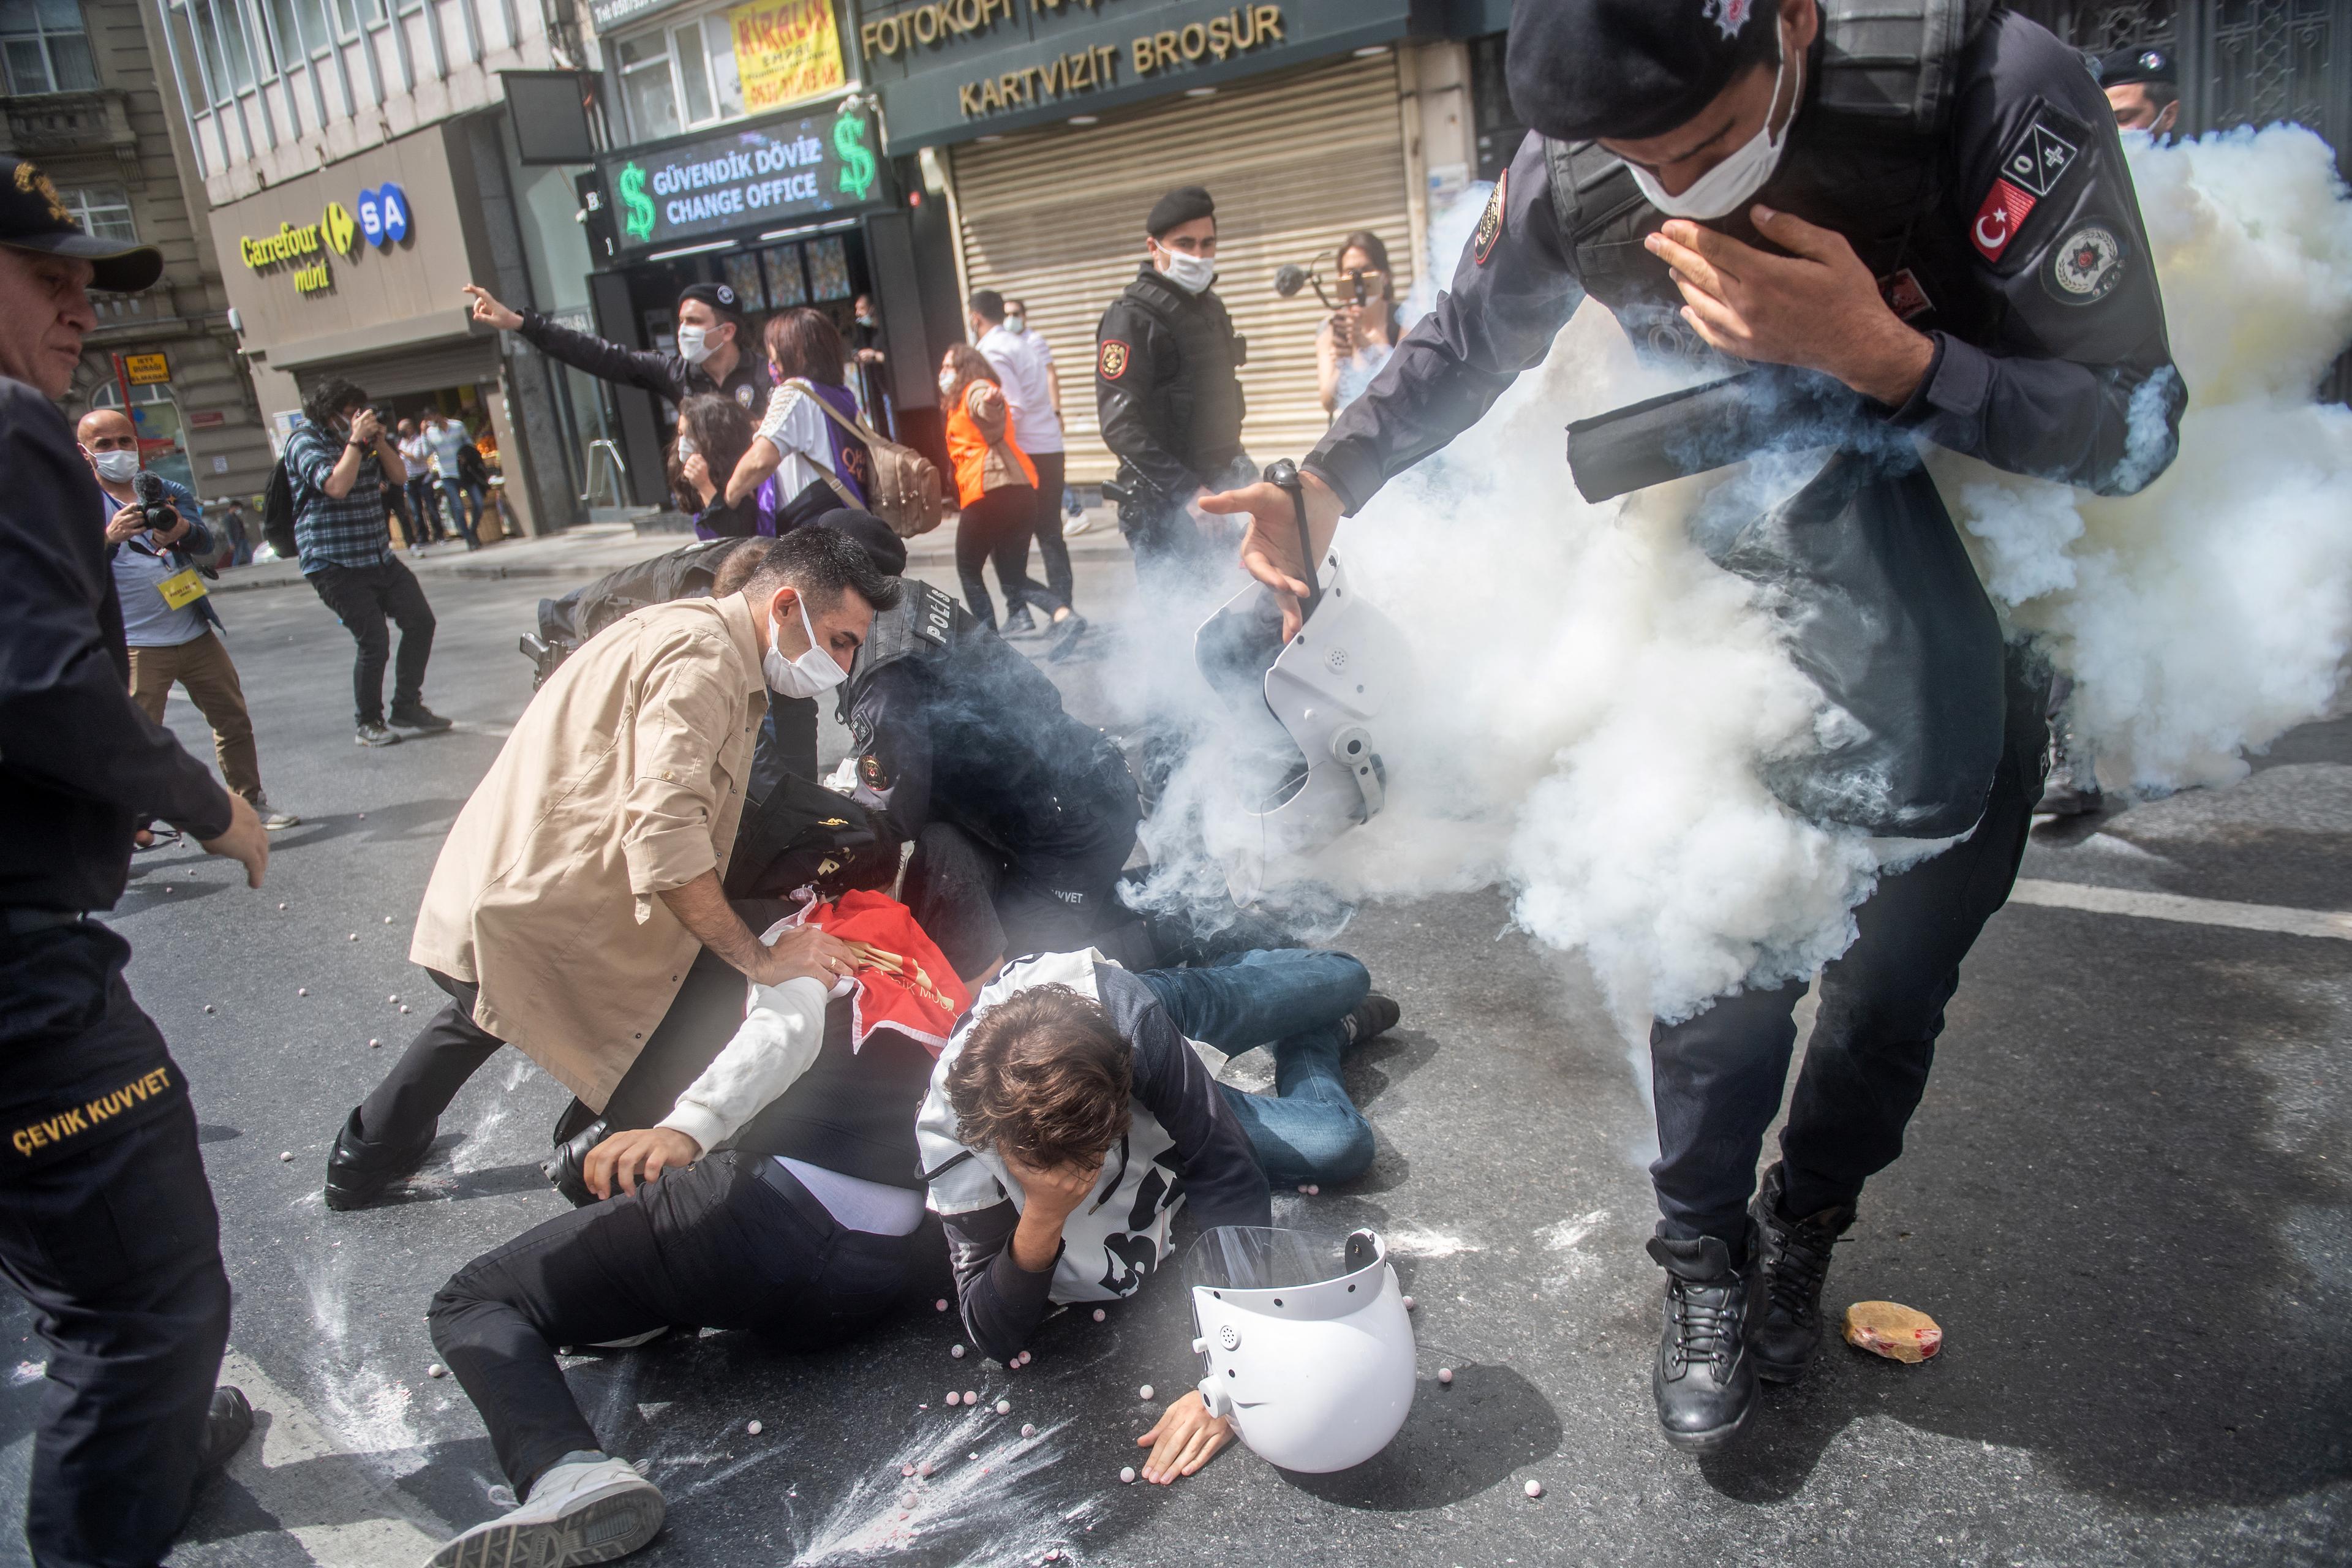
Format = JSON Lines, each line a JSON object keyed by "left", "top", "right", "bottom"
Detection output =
{"left": 1129, "top": 127, "right": 2352, "bottom": 1033}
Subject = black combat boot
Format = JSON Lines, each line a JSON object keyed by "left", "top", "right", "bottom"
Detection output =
{"left": 1646, "top": 1234, "right": 1756, "bottom": 1452}
{"left": 1746, "top": 1162, "right": 1856, "bottom": 1384}
{"left": 322, "top": 1107, "right": 437, "bottom": 1211}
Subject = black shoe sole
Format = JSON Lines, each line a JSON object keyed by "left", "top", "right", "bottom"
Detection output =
{"left": 1751, "top": 1354, "right": 1812, "bottom": 1386}
{"left": 1659, "top": 1403, "right": 1752, "bottom": 1452}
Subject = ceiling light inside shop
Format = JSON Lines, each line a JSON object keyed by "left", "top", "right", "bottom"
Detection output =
{"left": 1184, "top": 86, "right": 1217, "bottom": 97}
{"left": 1068, "top": 115, "right": 1099, "bottom": 125}
{"left": 644, "top": 239, "right": 737, "bottom": 261}
{"left": 1353, "top": 45, "right": 1389, "bottom": 58}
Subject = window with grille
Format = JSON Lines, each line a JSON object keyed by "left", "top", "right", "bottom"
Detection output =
{"left": 1, "top": 0, "right": 99, "bottom": 96}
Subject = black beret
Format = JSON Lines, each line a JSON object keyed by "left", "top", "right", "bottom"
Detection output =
{"left": 677, "top": 281, "right": 743, "bottom": 315}
{"left": 1145, "top": 185, "right": 1215, "bottom": 238}
{"left": 2094, "top": 45, "right": 2174, "bottom": 88}
{"left": 811, "top": 508, "right": 907, "bottom": 578}
{"left": 1509, "top": 0, "right": 1781, "bottom": 143}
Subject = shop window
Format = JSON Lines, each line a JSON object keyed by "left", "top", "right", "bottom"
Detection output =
{"left": 804, "top": 235, "right": 850, "bottom": 301}
{"left": 763, "top": 244, "right": 805, "bottom": 307}
{"left": 60, "top": 184, "right": 135, "bottom": 243}
{"left": 721, "top": 251, "right": 767, "bottom": 312}
{"left": 616, "top": 9, "right": 744, "bottom": 143}
{"left": 2, "top": 0, "right": 99, "bottom": 96}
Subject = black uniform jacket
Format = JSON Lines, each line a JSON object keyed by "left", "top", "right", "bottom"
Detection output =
{"left": 0, "top": 379, "right": 232, "bottom": 914}
{"left": 518, "top": 307, "right": 775, "bottom": 417}
{"left": 1094, "top": 265, "right": 1246, "bottom": 503}
{"left": 1305, "top": 12, "right": 2184, "bottom": 513}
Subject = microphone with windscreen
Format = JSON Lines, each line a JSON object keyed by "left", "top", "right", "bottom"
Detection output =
{"left": 1273, "top": 263, "right": 1309, "bottom": 298}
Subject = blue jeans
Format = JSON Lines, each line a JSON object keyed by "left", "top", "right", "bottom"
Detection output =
{"left": 1139, "top": 949, "right": 1375, "bottom": 1188}
{"left": 440, "top": 477, "right": 485, "bottom": 547}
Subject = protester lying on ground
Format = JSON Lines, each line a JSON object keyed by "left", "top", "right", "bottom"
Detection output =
{"left": 668, "top": 392, "right": 774, "bottom": 541}
{"left": 919, "top": 946, "right": 1399, "bottom": 1482}
{"left": 321, "top": 530, "right": 899, "bottom": 1211}
{"left": 466, "top": 279, "right": 772, "bottom": 420}
{"left": 426, "top": 892, "right": 966, "bottom": 1568}
{"left": 723, "top": 307, "right": 874, "bottom": 530}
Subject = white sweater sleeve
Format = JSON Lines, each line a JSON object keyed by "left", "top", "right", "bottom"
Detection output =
{"left": 656, "top": 974, "right": 828, "bottom": 1155}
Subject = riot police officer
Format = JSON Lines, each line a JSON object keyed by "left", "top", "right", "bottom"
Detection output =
{"left": 0, "top": 156, "right": 263, "bottom": 1564}
{"left": 463, "top": 279, "right": 772, "bottom": 419}
{"left": 1204, "top": 0, "right": 2184, "bottom": 1451}
{"left": 1095, "top": 185, "right": 1250, "bottom": 589}
{"left": 2097, "top": 43, "right": 2179, "bottom": 138}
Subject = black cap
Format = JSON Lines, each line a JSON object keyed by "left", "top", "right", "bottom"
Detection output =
{"left": 1145, "top": 185, "right": 1215, "bottom": 239}
{"left": 1, "top": 156, "right": 162, "bottom": 292}
{"left": 2094, "top": 45, "right": 2174, "bottom": 87}
{"left": 677, "top": 281, "right": 743, "bottom": 316}
{"left": 812, "top": 508, "right": 907, "bottom": 578}
{"left": 1508, "top": 0, "right": 1780, "bottom": 143}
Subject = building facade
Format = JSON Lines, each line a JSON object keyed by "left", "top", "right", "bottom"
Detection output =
{"left": 3, "top": 0, "right": 276, "bottom": 499}
{"left": 148, "top": 0, "right": 605, "bottom": 534}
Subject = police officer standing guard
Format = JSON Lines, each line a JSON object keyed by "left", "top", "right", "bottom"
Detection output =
{"left": 1096, "top": 184, "right": 1250, "bottom": 589}
{"left": 0, "top": 156, "right": 268, "bottom": 1563}
{"left": 1205, "top": 0, "right": 2184, "bottom": 1451}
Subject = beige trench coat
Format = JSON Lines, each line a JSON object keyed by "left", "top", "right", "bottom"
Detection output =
{"left": 410, "top": 594, "right": 767, "bottom": 1109}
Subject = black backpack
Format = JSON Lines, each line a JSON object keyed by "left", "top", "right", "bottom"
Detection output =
{"left": 261, "top": 459, "right": 298, "bottom": 562}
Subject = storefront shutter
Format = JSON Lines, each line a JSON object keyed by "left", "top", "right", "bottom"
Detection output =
{"left": 285, "top": 339, "right": 504, "bottom": 403}
{"left": 948, "top": 50, "right": 1415, "bottom": 486}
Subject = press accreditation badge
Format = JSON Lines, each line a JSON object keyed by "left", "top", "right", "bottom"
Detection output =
{"left": 158, "top": 567, "right": 208, "bottom": 610}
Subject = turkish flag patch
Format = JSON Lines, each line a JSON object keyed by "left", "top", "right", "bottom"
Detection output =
{"left": 1098, "top": 339, "right": 1130, "bottom": 379}
{"left": 1970, "top": 178, "right": 2037, "bottom": 263}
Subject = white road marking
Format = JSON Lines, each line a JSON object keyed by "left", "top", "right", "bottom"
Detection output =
{"left": 216, "top": 1350, "right": 454, "bottom": 1567}
{"left": 2010, "top": 878, "right": 2352, "bottom": 941}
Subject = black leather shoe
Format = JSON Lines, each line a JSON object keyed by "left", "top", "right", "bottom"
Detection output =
{"left": 1648, "top": 1234, "right": 1756, "bottom": 1452}
{"left": 322, "top": 1107, "right": 437, "bottom": 1212}
{"left": 543, "top": 1118, "right": 610, "bottom": 1208}
{"left": 1343, "top": 993, "right": 1400, "bottom": 1046}
{"left": 198, "top": 1386, "right": 254, "bottom": 1474}
{"left": 1746, "top": 1163, "right": 1855, "bottom": 1384}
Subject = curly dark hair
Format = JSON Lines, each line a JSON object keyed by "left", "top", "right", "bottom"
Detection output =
{"left": 301, "top": 376, "right": 369, "bottom": 427}
{"left": 946, "top": 984, "right": 1133, "bottom": 1171}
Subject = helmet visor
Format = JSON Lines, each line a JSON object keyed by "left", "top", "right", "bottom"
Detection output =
{"left": 1183, "top": 1225, "right": 1378, "bottom": 1293}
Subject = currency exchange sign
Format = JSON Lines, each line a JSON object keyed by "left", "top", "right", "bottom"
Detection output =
{"left": 601, "top": 107, "right": 881, "bottom": 254}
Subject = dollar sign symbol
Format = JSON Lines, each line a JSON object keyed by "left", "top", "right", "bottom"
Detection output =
{"left": 834, "top": 113, "right": 876, "bottom": 203}
{"left": 618, "top": 162, "right": 655, "bottom": 243}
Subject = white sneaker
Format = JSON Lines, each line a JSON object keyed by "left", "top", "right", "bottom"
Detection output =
{"left": 426, "top": 1453, "right": 663, "bottom": 1567}
{"left": 1064, "top": 511, "right": 1094, "bottom": 537}
{"left": 252, "top": 794, "right": 301, "bottom": 831}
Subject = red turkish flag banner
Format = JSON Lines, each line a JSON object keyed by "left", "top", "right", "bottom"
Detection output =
{"left": 793, "top": 889, "right": 969, "bottom": 1054}
{"left": 1969, "top": 178, "right": 2037, "bottom": 263}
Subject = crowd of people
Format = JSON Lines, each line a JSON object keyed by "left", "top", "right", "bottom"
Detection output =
{"left": 0, "top": 2, "right": 2210, "bottom": 1562}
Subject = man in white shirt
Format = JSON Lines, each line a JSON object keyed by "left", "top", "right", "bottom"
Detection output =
{"left": 970, "top": 291, "right": 1084, "bottom": 650}
{"left": 394, "top": 418, "right": 446, "bottom": 543}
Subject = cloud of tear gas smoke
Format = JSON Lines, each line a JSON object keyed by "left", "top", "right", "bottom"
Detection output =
{"left": 1119, "top": 128, "right": 2352, "bottom": 1033}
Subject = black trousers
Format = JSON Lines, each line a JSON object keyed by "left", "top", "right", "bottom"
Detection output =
{"left": 1027, "top": 452, "right": 1074, "bottom": 608}
{"left": 355, "top": 969, "right": 501, "bottom": 1150}
{"left": 429, "top": 1151, "right": 918, "bottom": 1494}
{"left": 956, "top": 488, "right": 1064, "bottom": 629}
{"left": 1648, "top": 656, "right": 2050, "bottom": 1253}
{"left": 0, "top": 927, "right": 231, "bottom": 1568}
{"left": 307, "top": 557, "right": 435, "bottom": 728}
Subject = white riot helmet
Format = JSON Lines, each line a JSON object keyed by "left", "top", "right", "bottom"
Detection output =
{"left": 1186, "top": 1226, "right": 1415, "bottom": 1472}
{"left": 1194, "top": 461, "right": 1406, "bottom": 903}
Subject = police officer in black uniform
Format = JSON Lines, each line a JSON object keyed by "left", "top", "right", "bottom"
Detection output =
{"left": 463, "top": 277, "right": 773, "bottom": 418}
{"left": 817, "top": 511, "right": 1150, "bottom": 981}
{"left": 1204, "top": 0, "right": 2184, "bottom": 1451}
{"left": 2096, "top": 43, "right": 2179, "bottom": 139}
{"left": 0, "top": 156, "right": 263, "bottom": 1564}
{"left": 1095, "top": 184, "right": 1250, "bottom": 590}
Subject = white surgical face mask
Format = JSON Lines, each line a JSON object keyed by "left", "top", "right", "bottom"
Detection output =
{"left": 1627, "top": 47, "right": 1802, "bottom": 222}
{"left": 1156, "top": 244, "right": 1217, "bottom": 295}
{"left": 763, "top": 592, "right": 846, "bottom": 698}
{"left": 676, "top": 325, "right": 715, "bottom": 365}
{"left": 676, "top": 435, "right": 697, "bottom": 459}
{"left": 1004, "top": 314, "right": 1025, "bottom": 334}
{"left": 938, "top": 370, "right": 957, "bottom": 397}
{"left": 93, "top": 450, "right": 141, "bottom": 483}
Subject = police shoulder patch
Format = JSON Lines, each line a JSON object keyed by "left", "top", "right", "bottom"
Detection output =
{"left": 2045, "top": 219, "right": 2127, "bottom": 304}
{"left": 1473, "top": 167, "right": 1507, "bottom": 266}
{"left": 735, "top": 383, "right": 755, "bottom": 407}
{"left": 1098, "top": 338, "right": 1131, "bottom": 380}
{"left": 1996, "top": 101, "right": 2087, "bottom": 199}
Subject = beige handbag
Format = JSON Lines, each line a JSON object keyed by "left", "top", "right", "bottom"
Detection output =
{"left": 783, "top": 379, "right": 947, "bottom": 539}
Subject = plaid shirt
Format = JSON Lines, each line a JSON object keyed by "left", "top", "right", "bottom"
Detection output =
{"left": 284, "top": 421, "right": 393, "bottom": 573}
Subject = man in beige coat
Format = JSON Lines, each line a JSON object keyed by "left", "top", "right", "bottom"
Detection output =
{"left": 321, "top": 529, "right": 899, "bottom": 1210}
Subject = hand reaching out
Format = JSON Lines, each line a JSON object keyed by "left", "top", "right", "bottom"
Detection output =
{"left": 462, "top": 284, "right": 524, "bottom": 333}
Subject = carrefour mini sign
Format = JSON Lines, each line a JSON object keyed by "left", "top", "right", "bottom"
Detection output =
{"left": 598, "top": 103, "right": 883, "bottom": 255}
{"left": 234, "top": 184, "right": 409, "bottom": 296}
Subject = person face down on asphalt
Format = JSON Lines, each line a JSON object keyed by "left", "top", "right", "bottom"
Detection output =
{"left": 325, "top": 531, "right": 899, "bottom": 1214}
{"left": 924, "top": 950, "right": 1402, "bottom": 1485}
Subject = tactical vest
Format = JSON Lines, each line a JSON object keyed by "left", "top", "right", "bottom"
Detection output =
{"left": 837, "top": 578, "right": 967, "bottom": 743}
{"left": 1117, "top": 270, "right": 1247, "bottom": 483}
{"left": 1544, "top": 0, "right": 1994, "bottom": 368}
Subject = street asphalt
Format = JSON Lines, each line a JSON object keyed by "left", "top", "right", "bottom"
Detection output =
{"left": 2, "top": 524, "right": 2345, "bottom": 1568}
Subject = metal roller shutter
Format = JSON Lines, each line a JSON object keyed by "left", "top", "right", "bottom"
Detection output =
{"left": 949, "top": 50, "right": 1414, "bottom": 485}
{"left": 288, "top": 339, "right": 503, "bottom": 402}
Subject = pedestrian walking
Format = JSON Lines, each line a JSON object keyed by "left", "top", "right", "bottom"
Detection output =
{"left": 1205, "top": 0, "right": 2184, "bottom": 1452}
{"left": 284, "top": 377, "right": 453, "bottom": 747}
{"left": 424, "top": 412, "right": 483, "bottom": 549}
{"left": 77, "top": 409, "right": 297, "bottom": 831}
{"left": 219, "top": 495, "right": 253, "bottom": 565}
{"left": 1095, "top": 184, "right": 1250, "bottom": 592}
{"left": 972, "top": 290, "right": 1084, "bottom": 646}
{"left": 0, "top": 153, "right": 265, "bottom": 1568}
{"left": 396, "top": 417, "right": 447, "bottom": 543}
{"left": 942, "top": 345, "right": 1070, "bottom": 643}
